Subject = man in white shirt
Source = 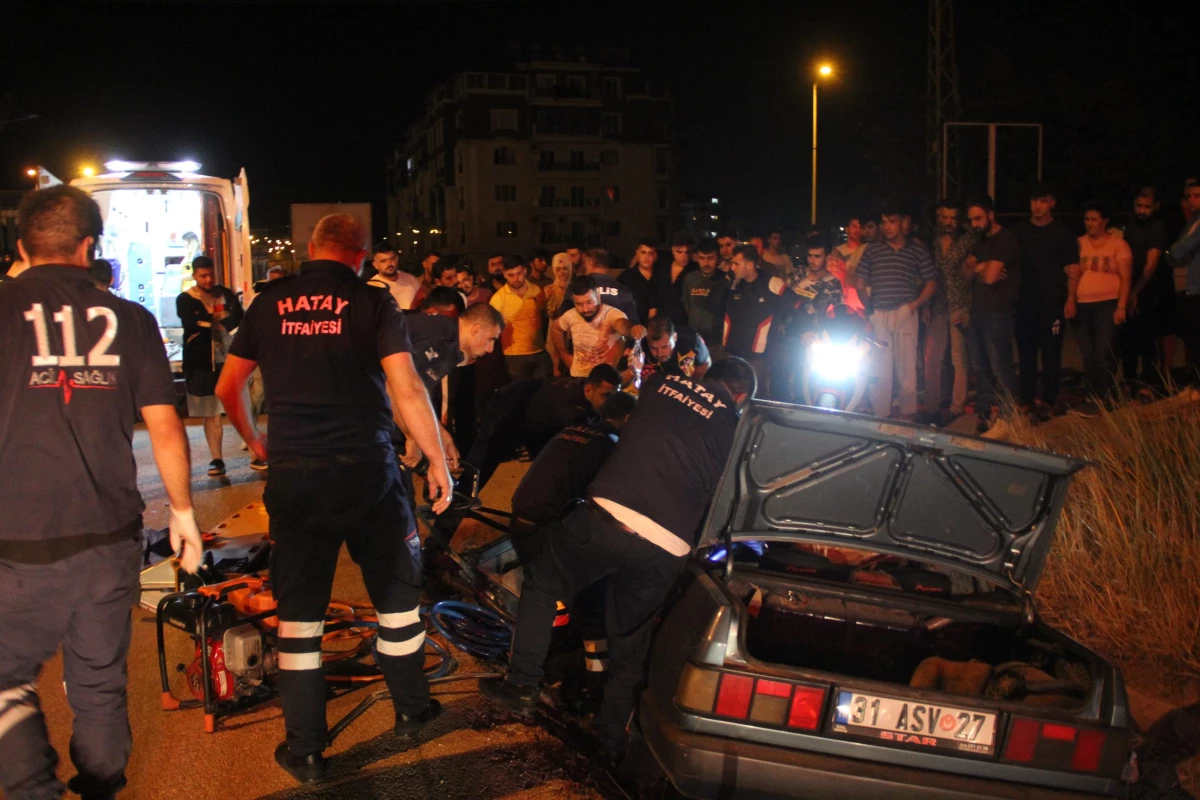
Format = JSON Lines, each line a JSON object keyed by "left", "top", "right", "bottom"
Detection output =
{"left": 366, "top": 243, "right": 420, "bottom": 310}
{"left": 551, "top": 276, "right": 645, "bottom": 378}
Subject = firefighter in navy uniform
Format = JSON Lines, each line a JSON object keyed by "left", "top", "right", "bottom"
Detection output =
{"left": 637, "top": 317, "right": 712, "bottom": 383}
{"left": 215, "top": 214, "right": 453, "bottom": 784}
{"left": 394, "top": 304, "right": 504, "bottom": 512}
{"left": 482, "top": 357, "right": 757, "bottom": 764}
{"left": 0, "top": 186, "right": 203, "bottom": 800}
{"left": 508, "top": 392, "right": 637, "bottom": 694}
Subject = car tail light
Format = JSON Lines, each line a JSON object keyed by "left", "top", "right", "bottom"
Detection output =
{"left": 1003, "top": 717, "right": 1109, "bottom": 773}
{"left": 787, "top": 686, "right": 826, "bottom": 731}
{"left": 676, "top": 664, "right": 827, "bottom": 731}
{"left": 714, "top": 673, "right": 754, "bottom": 718}
{"left": 1071, "top": 730, "right": 1107, "bottom": 772}
{"left": 676, "top": 663, "right": 720, "bottom": 715}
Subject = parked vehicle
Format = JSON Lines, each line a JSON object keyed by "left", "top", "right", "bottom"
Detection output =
{"left": 640, "top": 401, "right": 1133, "bottom": 799}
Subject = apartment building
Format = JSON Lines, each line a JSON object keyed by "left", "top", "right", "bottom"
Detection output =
{"left": 386, "top": 48, "right": 674, "bottom": 266}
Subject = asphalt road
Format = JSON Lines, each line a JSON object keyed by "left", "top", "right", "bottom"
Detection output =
{"left": 24, "top": 421, "right": 609, "bottom": 800}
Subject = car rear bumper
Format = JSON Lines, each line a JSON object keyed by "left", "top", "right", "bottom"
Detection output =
{"left": 640, "top": 694, "right": 1111, "bottom": 800}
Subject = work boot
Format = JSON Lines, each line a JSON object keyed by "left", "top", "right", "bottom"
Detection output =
{"left": 479, "top": 677, "right": 538, "bottom": 717}
{"left": 393, "top": 699, "right": 443, "bottom": 740}
{"left": 67, "top": 775, "right": 126, "bottom": 800}
{"left": 274, "top": 742, "right": 326, "bottom": 784}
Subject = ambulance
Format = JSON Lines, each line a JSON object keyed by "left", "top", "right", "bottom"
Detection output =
{"left": 66, "top": 160, "right": 253, "bottom": 368}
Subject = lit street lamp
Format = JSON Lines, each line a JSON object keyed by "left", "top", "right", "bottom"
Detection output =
{"left": 811, "top": 62, "right": 835, "bottom": 225}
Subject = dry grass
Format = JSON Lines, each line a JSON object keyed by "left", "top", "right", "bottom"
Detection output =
{"left": 1007, "top": 390, "right": 1200, "bottom": 679}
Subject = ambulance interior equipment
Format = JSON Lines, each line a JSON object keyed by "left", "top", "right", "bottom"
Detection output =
{"left": 72, "top": 161, "right": 253, "bottom": 369}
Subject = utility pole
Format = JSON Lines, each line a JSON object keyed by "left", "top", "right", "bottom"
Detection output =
{"left": 926, "top": 0, "right": 961, "bottom": 201}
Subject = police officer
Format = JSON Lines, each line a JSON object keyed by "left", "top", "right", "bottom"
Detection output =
{"left": 0, "top": 186, "right": 203, "bottom": 800}
{"left": 509, "top": 392, "right": 637, "bottom": 685}
{"left": 638, "top": 317, "right": 711, "bottom": 383}
{"left": 481, "top": 357, "right": 757, "bottom": 764}
{"left": 215, "top": 214, "right": 453, "bottom": 784}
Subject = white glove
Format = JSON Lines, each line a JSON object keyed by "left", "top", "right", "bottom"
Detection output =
{"left": 169, "top": 506, "right": 204, "bottom": 575}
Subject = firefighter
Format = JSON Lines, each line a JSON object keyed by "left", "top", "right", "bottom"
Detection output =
{"left": 0, "top": 186, "right": 203, "bottom": 800}
{"left": 215, "top": 214, "right": 453, "bottom": 784}
{"left": 395, "top": 303, "right": 505, "bottom": 503}
{"left": 481, "top": 357, "right": 756, "bottom": 765}
{"left": 508, "top": 392, "right": 637, "bottom": 694}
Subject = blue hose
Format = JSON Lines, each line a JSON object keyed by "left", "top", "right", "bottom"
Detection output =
{"left": 428, "top": 600, "right": 512, "bottom": 662}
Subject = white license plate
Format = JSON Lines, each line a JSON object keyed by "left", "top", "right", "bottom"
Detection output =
{"left": 832, "top": 690, "right": 997, "bottom": 755}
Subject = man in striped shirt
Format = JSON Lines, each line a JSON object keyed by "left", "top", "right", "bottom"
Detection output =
{"left": 855, "top": 207, "right": 938, "bottom": 418}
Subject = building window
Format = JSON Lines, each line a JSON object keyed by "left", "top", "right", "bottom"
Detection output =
{"left": 566, "top": 111, "right": 586, "bottom": 135}
{"left": 569, "top": 150, "right": 585, "bottom": 170}
{"left": 493, "top": 146, "right": 516, "bottom": 165}
{"left": 602, "top": 113, "right": 622, "bottom": 135}
{"left": 605, "top": 185, "right": 620, "bottom": 202}
{"left": 567, "top": 75, "right": 586, "bottom": 93}
{"left": 490, "top": 109, "right": 518, "bottom": 132}
{"left": 540, "top": 221, "right": 556, "bottom": 243}
{"left": 466, "top": 73, "right": 485, "bottom": 90}
{"left": 570, "top": 221, "right": 585, "bottom": 241}
{"left": 605, "top": 220, "right": 621, "bottom": 237}
{"left": 539, "top": 186, "right": 556, "bottom": 207}
{"left": 496, "top": 221, "right": 518, "bottom": 238}
{"left": 495, "top": 185, "right": 517, "bottom": 202}
{"left": 539, "top": 149, "right": 555, "bottom": 170}
{"left": 509, "top": 75, "right": 527, "bottom": 91}
{"left": 570, "top": 186, "right": 587, "bottom": 207}
{"left": 460, "top": 222, "right": 467, "bottom": 245}
{"left": 601, "top": 148, "right": 619, "bottom": 167}
{"left": 600, "top": 77, "right": 621, "bottom": 98}
{"left": 536, "top": 74, "right": 555, "bottom": 89}
{"left": 488, "top": 73, "right": 507, "bottom": 90}
{"left": 655, "top": 148, "right": 669, "bottom": 175}
{"left": 657, "top": 187, "right": 668, "bottom": 209}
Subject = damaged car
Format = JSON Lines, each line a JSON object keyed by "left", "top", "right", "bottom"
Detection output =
{"left": 639, "top": 401, "right": 1134, "bottom": 799}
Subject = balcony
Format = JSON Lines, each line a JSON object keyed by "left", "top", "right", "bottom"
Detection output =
{"left": 535, "top": 197, "right": 602, "bottom": 210}
{"left": 534, "top": 162, "right": 601, "bottom": 172}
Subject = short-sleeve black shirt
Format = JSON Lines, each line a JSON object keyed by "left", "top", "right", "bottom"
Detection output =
{"left": 618, "top": 267, "right": 659, "bottom": 324}
{"left": 228, "top": 260, "right": 412, "bottom": 462}
{"left": 405, "top": 313, "right": 463, "bottom": 393}
{"left": 1015, "top": 219, "right": 1077, "bottom": 309}
{"left": 511, "top": 421, "right": 619, "bottom": 524}
{"left": 588, "top": 373, "right": 740, "bottom": 548}
{"left": 970, "top": 227, "right": 1022, "bottom": 314}
{"left": 556, "top": 273, "right": 641, "bottom": 323}
{"left": 640, "top": 326, "right": 711, "bottom": 381}
{"left": 1123, "top": 216, "right": 1169, "bottom": 286}
{"left": 0, "top": 265, "right": 177, "bottom": 556}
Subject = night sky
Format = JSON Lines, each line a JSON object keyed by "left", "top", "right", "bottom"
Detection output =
{"left": 2, "top": 1, "right": 1195, "bottom": 236}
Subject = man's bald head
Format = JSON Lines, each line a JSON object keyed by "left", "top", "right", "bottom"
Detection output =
{"left": 309, "top": 214, "right": 368, "bottom": 269}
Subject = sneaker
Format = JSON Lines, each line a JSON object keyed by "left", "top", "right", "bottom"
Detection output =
{"left": 273, "top": 742, "right": 326, "bottom": 784}
{"left": 478, "top": 677, "right": 538, "bottom": 717}
{"left": 393, "top": 698, "right": 443, "bottom": 740}
{"left": 207, "top": 459, "right": 226, "bottom": 477}
{"left": 249, "top": 459, "right": 268, "bottom": 472}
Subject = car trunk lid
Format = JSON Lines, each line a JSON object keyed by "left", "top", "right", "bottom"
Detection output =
{"left": 700, "top": 402, "right": 1085, "bottom": 598}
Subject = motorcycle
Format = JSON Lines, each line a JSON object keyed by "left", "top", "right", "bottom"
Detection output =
{"left": 799, "top": 306, "right": 884, "bottom": 413}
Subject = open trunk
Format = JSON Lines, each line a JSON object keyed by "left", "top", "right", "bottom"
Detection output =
{"left": 726, "top": 569, "right": 1096, "bottom": 711}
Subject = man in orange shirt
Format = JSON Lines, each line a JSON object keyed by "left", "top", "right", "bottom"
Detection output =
{"left": 490, "top": 255, "right": 550, "bottom": 381}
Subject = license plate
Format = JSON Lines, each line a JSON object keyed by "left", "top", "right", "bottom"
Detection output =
{"left": 832, "top": 690, "right": 997, "bottom": 755}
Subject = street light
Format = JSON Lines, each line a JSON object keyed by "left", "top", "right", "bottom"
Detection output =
{"left": 811, "top": 62, "right": 835, "bottom": 225}
{"left": 81, "top": 166, "right": 95, "bottom": 177}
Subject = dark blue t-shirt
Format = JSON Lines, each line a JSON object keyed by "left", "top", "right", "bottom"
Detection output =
{"left": 588, "top": 373, "right": 739, "bottom": 548}
{"left": 228, "top": 260, "right": 412, "bottom": 462}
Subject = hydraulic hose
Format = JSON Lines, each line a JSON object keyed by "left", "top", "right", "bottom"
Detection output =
{"left": 428, "top": 600, "right": 512, "bottom": 662}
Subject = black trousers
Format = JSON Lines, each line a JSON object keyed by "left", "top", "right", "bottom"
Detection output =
{"left": 265, "top": 460, "right": 426, "bottom": 757}
{"left": 508, "top": 503, "right": 687, "bottom": 749}
{"left": 0, "top": 533, "right": 141, "bottom": 800}
{"left": 1015, "top": 304, "right": 1065, "bottom": 406}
